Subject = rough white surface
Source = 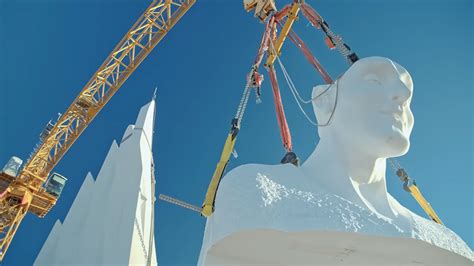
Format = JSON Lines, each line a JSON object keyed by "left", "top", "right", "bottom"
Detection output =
{"left": 199, "top": 164, "right": 473, "bottom": 265}
{"left": 35, "top": 100, "right": 157, "bottom": 265}
{"left": 206, "top": 230, "right": 472, "bottom": 265}
{"left": 199, "top": 57, "right": 473, "bottom": 265}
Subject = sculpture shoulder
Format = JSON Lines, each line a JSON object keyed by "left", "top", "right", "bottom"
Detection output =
{"left": 411, "top": 212, "right": 473, "bottom": 259}
{"left": 387, "top": 194, "right": 473, "bottom": 259}
{"left": 217, "top": 163, "right": 269, "bottom": 199}
{"left": 215, "top": 163, "right": 300, "bottom": 212}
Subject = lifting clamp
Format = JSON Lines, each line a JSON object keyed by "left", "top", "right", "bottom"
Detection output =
{"left": 395, "top": 167, "right": 443, "bottom": 224}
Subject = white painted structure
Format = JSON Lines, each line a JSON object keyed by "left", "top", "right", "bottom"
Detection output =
{"left": 35, "top": 100, "right": 157, "bottom": 265}
{"left": 199, "top": 57, "right": 473, "bottom": 265}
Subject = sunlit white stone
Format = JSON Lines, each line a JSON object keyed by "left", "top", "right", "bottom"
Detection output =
{"left": 199, "top": 57, "right": 473, "bottom": 265}
{"left": 35, "top": 100, "right": 157, "bottom": 265}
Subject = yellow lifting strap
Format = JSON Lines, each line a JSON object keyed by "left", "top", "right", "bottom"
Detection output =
{"left": 393, "top": 165, "right": 443, "bottom": 224}
{"left": 201, "top": 1, "right": 302, "bottom": 218}
{"left": 200, "top": 62, "right": 255, "bottom": 217}
{"left": 201, "top": 132, "right": 238, "bottom": 217}
{"left": 265, "top": 2, "right": 301, "bottom": 67}
{"left": 405, "top": 183, "right": 443, "bottom": 224}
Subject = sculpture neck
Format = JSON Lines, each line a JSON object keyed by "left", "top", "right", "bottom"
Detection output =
{"left": 302, "top": 137, "right": 395, "bottom": 218}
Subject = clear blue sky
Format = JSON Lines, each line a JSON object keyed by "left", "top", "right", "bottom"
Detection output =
{"left": 0, "top": 0, "right": 472, "bottom": 265}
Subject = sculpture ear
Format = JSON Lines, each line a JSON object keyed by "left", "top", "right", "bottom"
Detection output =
{"left": 312, "top": 84, "right": 335, "bottom": 124}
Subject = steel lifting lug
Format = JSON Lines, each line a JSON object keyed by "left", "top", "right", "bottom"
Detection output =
{"left": 230, "top": 118, "right": 240, "bottom": 139}
{"left": 396, "top": 168, "right": 409, "bottom": 182}
{"left": 280, "top": 151, "right": 299, "bottom": 166}
{"left": 348, "top": 53, "right": 359, "bottom": 63}
{"left": 403, "top": 178, "right": 416, "bottom": 192}
{"left": 231, "top": 118, "right": 239, "bottom": 130}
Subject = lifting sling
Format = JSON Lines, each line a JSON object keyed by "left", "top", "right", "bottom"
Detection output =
{"left": 392, "top": 163, "right": 443, "bottom": 224}
{"left": 160, "top": 0, "right": 444, "bottom": 225}
{"left": 200, "top": 17, "right": 276, "bottom": 217}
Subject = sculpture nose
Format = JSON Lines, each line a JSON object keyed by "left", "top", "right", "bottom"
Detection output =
{"left": 391, "top": 80, "right": 411, "bottom": 104}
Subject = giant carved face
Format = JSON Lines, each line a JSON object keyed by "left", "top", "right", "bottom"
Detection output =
{"left": 313, "top": 57, "right": 414, "bottom": 158}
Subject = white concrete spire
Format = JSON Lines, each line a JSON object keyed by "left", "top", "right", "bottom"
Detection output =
{"left": 35, "top": 100, "right": 158, "bottom": 265}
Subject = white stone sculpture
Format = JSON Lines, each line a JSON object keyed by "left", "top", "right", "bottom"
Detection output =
{"left": 198, "top": 57, "right": 473, "bottom": 265}
{"left": 35, "top": 100, "right": 157, "bottom": 265}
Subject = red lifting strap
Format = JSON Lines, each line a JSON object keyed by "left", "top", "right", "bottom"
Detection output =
{"left": 276, "top": 20, "right": 333, "bottom": 84}
{"left": 254, "top": 17, "right": 274, "bottom": 67}
{"left": 288, "top": 28, "right": 333, "bottom": 84}
{"left": 300, "top": 3, "right": 324, "bottom": 29}
{"left": 274, "top": 4, "right": 292, "bottom": 22}
{"left": 268, "top": 65, "right": 293, "bottom": 152}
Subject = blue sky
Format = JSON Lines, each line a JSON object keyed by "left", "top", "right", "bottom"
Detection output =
{"left": 0, "top": 0, "right": 472, "bottom": 265}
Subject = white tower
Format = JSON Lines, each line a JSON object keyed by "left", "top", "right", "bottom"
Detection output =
{"left": 35, "top": 100, "right": 157, "bottom": 265}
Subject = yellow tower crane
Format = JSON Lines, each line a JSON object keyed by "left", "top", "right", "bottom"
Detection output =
{"left": 0, "top": 0, "right": 195, "bottom": 260}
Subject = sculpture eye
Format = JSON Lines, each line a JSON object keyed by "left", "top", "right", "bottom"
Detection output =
{"left": 364, "top": 74, "right": 381, "bottom": 85}
{"left": 367, "top": 78, "right": 382, "bottom": 85}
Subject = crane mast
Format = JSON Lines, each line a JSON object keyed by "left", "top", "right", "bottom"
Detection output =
{"left": 0, "top": 0, "right": 195, "bottom": 260}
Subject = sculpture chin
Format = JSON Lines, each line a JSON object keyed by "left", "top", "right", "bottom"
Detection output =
{"left": 369, "top": 127, "right": 411, "bottom": 158}
{"left": 385, "top": 135, "right": 410, "bottom": 157}
{"left": 336, "top": 123, "right": 412, "bottom": 159}
{"left": 387, "top": 122, "right": 412, "bottom": 156}
{"left": 360, "top": 116, "right": 412, "bottom": 158}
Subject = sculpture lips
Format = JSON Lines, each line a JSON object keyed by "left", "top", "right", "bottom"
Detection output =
{"left": 393, "top": 113, "right": 403, "bottom": 125}
{"left": 380, "top": 110, "right": 405, "bottom": 131}
{"left": 392, "top": 114, "right": 410, "bottom": 136}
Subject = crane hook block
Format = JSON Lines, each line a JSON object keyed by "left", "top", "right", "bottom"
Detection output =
{"left": 243, "top": 0, "right": 277, "bottom": 22}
